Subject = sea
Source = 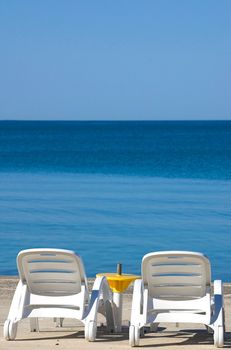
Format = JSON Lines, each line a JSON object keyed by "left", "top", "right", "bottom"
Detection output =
{"left": 0, "top": 120, "right": 230, "bottom": 280}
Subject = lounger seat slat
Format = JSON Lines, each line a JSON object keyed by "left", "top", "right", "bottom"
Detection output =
{"left": 150, "top": 264, "right": 204, "bottom": 275}
{"left": 149, "top": 275, "right": 203, "bottom": 285}
{"left": 27, "top": 262, "right": 78, "bottom": 271}
{"left": 149, "top": 285, "right": 203, "bottom": 298}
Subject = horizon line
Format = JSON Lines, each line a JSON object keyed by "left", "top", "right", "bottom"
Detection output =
{"left": 0, "top": 119, "right": 231, "bottom": 122}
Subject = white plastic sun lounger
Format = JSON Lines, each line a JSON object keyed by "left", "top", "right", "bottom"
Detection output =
{"left": 4, "top": 248, "right": 115, "bottom": 341}
{"left": 129, "top": 251, "right": 225, "bottom": 347}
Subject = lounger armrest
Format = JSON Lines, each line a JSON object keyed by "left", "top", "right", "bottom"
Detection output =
{"left": 130, "top": 279, "right": 144, "bottom": 325}
{"left": 213, "top": 280, "right": 223, "bottom": 300}
{"left": 84, "top": 276, "right": 114, "bottom": 325}
{"left": 211, "top": 280, "right": 224, "bottom": 325}
{"left": 6, "top": 280, "right": 28, "bottom": 321}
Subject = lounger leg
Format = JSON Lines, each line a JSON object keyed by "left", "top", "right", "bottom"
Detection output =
{"left": 54, "top": 318, "right": 64, "bottom": 327}
{"left": 150, "top": 323, "right": 159, "bottom": 332}
{"left": 30, "top": 318, "right": 39, "bottom": 332}
{"left": 211, "top": 280, "right": 224, "bottom": 347}
{"left": 4, "top": 281, "right": 28, "bottom": 340}
{"left": 206, "top": 325, "right": 213, "bottom": 334}
{"left": 84, "top": 276, "right": 116, "bottom": 341}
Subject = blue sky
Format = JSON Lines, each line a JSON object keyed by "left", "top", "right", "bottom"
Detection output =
{"left": 0, "top": 1, "right": 230, "bottom": 120}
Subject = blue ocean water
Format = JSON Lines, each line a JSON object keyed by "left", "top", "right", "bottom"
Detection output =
{"left": 0, "top": 121, "right": 230, "bottom": 280}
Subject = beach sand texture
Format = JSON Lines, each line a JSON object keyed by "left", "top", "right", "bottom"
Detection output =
{"left": 0, "top": 277, "right": 230, "bottom": 349}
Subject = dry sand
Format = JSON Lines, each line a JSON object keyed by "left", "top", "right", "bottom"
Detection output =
{"left": 0, "top": 277, "right": 230, "bottom": 349}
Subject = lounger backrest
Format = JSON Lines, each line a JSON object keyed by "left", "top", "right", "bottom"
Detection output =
{"left": 17, "top": 249, "right": 88, "bottom": 296}
{"left": 142, "top": 251, "right": 211, "bottom": 300}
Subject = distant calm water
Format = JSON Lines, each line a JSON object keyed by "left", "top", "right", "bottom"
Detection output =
{"left": 0, "top": 121, "right": 230, "bottom": 280}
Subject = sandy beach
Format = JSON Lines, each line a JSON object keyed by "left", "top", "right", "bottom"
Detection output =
{"left": 0, "top": 277, "right": 230, "bottom": 349}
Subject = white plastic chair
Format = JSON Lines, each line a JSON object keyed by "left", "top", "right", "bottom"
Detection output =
{"left": 129, "top": 251, "right": 225, "bottom": 347}
{"left": 4, "top": 248, "right": 115, "bottom": 341}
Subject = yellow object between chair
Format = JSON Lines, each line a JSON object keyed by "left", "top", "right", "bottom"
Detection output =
{"left": 96, "top": 273, "right": 140, "bottom": 293}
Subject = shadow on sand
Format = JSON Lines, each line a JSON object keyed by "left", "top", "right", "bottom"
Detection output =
{"left": 13, "top": 326, "right": 231, "bottom": 348}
